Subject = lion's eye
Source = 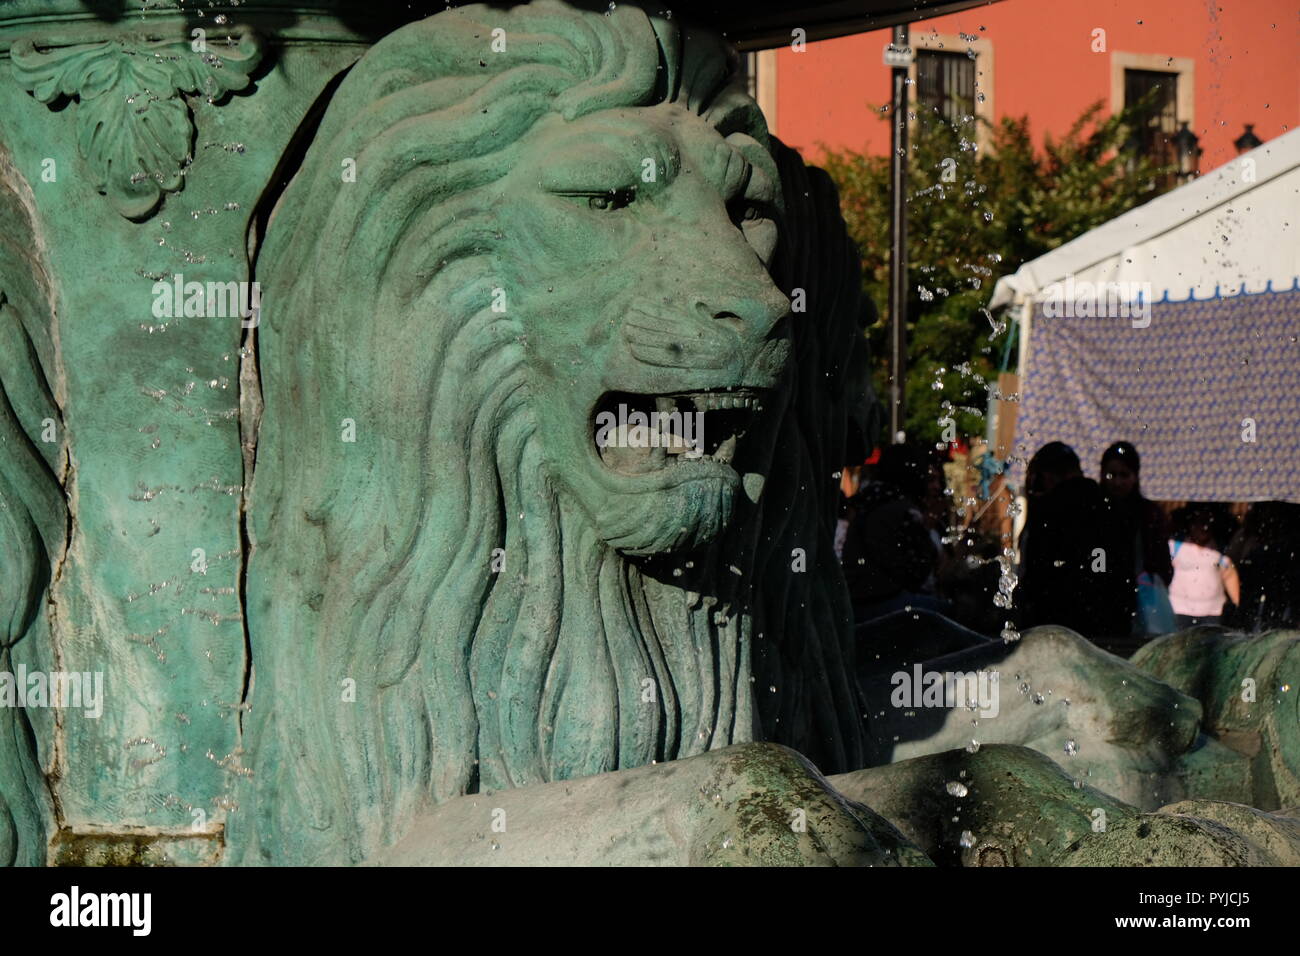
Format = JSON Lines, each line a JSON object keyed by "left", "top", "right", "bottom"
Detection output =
{"left": 587, "top": 188, "right": 635, "bottom": 211}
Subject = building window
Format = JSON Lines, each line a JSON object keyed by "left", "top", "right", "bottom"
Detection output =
{"left": 1124, "top": 68, "right": 1178, "bottom": 167}
{"left": 1110, "top": 52, "right": 1194, "bottom": 186}
{"left": 737, "top": 50, "right": 778, "bottom": 135}
{"left": 740, "top": 51, "right": 759, "bottom": 101}
{"left": 909, "top": 34, "right": 995, "bottom": 152}
{"left": 916, "top": 50, "right": 976, "bottom": 126}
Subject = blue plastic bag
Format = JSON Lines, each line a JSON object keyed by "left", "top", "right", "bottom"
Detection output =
{"left": 1136, "top": 570, "right": 1177, "bottom": 635}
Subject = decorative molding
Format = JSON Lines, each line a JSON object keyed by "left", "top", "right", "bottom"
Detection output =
{"left": 11, "top": 30, "right": 262, "bottom": 220}
{"left": 0, "top": 4, "right": 422, "bottom": 56}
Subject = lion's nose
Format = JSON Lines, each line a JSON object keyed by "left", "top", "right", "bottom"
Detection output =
{"left": 712, "top": 310, "right": 744, "bottom": 332}
{"left": 695, "top": 287, "right": 790, "bottom": 338}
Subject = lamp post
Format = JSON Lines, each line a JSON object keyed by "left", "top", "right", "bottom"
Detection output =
{"left": 884, "top": 24, "right": 912, "bottom": 443}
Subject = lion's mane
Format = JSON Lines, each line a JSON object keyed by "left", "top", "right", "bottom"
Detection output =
{"left": 237, "top": 1, "right": 871, "bottom": 864}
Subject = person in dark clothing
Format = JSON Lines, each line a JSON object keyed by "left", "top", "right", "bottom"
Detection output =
{"left": 1098, "top": 441, "right": 1172, "bottom": 595}
{"left": 1017, "top": 442, "right": 1125, "bottom": 638}
{"left": 1225, "top": 502, "right": 1300, "bottom": 631}
{"left": 841, "top": 444, "right": 945, "bottom": 623}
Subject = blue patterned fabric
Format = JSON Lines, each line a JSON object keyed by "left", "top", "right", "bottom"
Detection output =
{"left": 1012, "top": 287, "right": 1300, "bottom": 502}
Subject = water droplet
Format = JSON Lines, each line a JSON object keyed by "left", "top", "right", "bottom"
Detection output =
{"left": 946, "top": 781, "right": 968, "bottom": 797}
{"left": 1064, "top": 739, "right": 1079, "bottom": 756}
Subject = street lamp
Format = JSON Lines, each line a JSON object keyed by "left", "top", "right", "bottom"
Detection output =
{"left": 1234, "top": 123, "right": 1263, "bottom": 154}
{"left": 1173, "top": 122, "right": 1201, "bottom": 182}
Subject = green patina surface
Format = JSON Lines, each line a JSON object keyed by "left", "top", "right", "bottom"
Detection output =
{"left": 833, "top": 744, "right": 1139, "bottom": 866}
{"left": 687, "top": 743, "right": 930, "bottom": 866}
{"left": 833, "top": 744, "right": 1300, "bottom": 867}
{"left": 1135, "top": 627, "right": 1300, "bottom": 809}
{"left": 0, "top": 0, "right": 1295, "bottom": 868}
{"left": 0, "top": 1, "right": 369, "bottom": 864}
{"left": 0, "top": 1, "right": 872, "bottom": 865}
{"left": 236, "top": 0, "right": 873, "bottom": 865}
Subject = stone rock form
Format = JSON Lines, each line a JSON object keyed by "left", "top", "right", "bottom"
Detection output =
{"left": 376, "top": 742, "right": 931, "bottom": 867}
{"left": 859, "top": 623, "right": 1202, "bottom": 809}
{"left": 833, "top": 744, "right": 1300, "bottom": 867}
{"left": 1059, "top": 807, "right": 1298, "bottom": 867}
{"left": 831, "top": 744, "right": 1138, "bottom": 866}
{"left": 1133, "top": 628, "right": 1300, "bottom": 809}
{"left": 1152, "top": 800, "right": 1300, "bottom": 866}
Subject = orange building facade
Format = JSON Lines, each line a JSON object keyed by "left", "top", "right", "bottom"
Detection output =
{"left": 754, "top": 0, "right": 1295, "bottom": 176}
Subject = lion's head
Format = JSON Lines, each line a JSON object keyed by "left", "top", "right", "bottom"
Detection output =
{"left": 495, "top": 88, "right": 793, "bottom": 555}
{"left": 236, "top": 0, "right": 870, "bottom": 864}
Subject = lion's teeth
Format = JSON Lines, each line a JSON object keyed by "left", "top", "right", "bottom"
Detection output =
{"left": 668, "top": 389, "right": 760, "bottom": 414}
{"left": 599, "top": 426, "right": 658, "bottom": 474}
{"left": 662, "top": 430, "right": 689, "bottom": 454}
{"left": 715, "top": 435, "right": 738, "bottom": 464}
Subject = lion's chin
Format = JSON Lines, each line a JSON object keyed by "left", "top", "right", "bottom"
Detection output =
{"left": 576, "top": 387, "right": 773, "bottom": 554}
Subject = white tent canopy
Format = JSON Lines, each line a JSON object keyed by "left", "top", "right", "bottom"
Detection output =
{"left": 989, "top": 128, "right": 1300, "bottom": 506}
{"left": 991, "top": 127, "right": 1300, "bottom": 312}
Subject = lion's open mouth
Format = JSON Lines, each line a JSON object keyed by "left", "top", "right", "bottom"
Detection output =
{"left": 593, "top": 389, "right": 765, "bottom": 475}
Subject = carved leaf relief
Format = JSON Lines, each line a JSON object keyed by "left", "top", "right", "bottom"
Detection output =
{"left": 11, "top": 31, "right": 262, "bottom": 220}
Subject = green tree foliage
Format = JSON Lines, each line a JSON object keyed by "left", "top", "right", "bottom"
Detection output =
{"left": 821, "top": 99, "right": 1172, "bottom": 446}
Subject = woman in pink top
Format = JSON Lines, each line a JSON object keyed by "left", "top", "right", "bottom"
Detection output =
{"left": 1169, "top": 508, "right": 1241, "bottom": 627}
